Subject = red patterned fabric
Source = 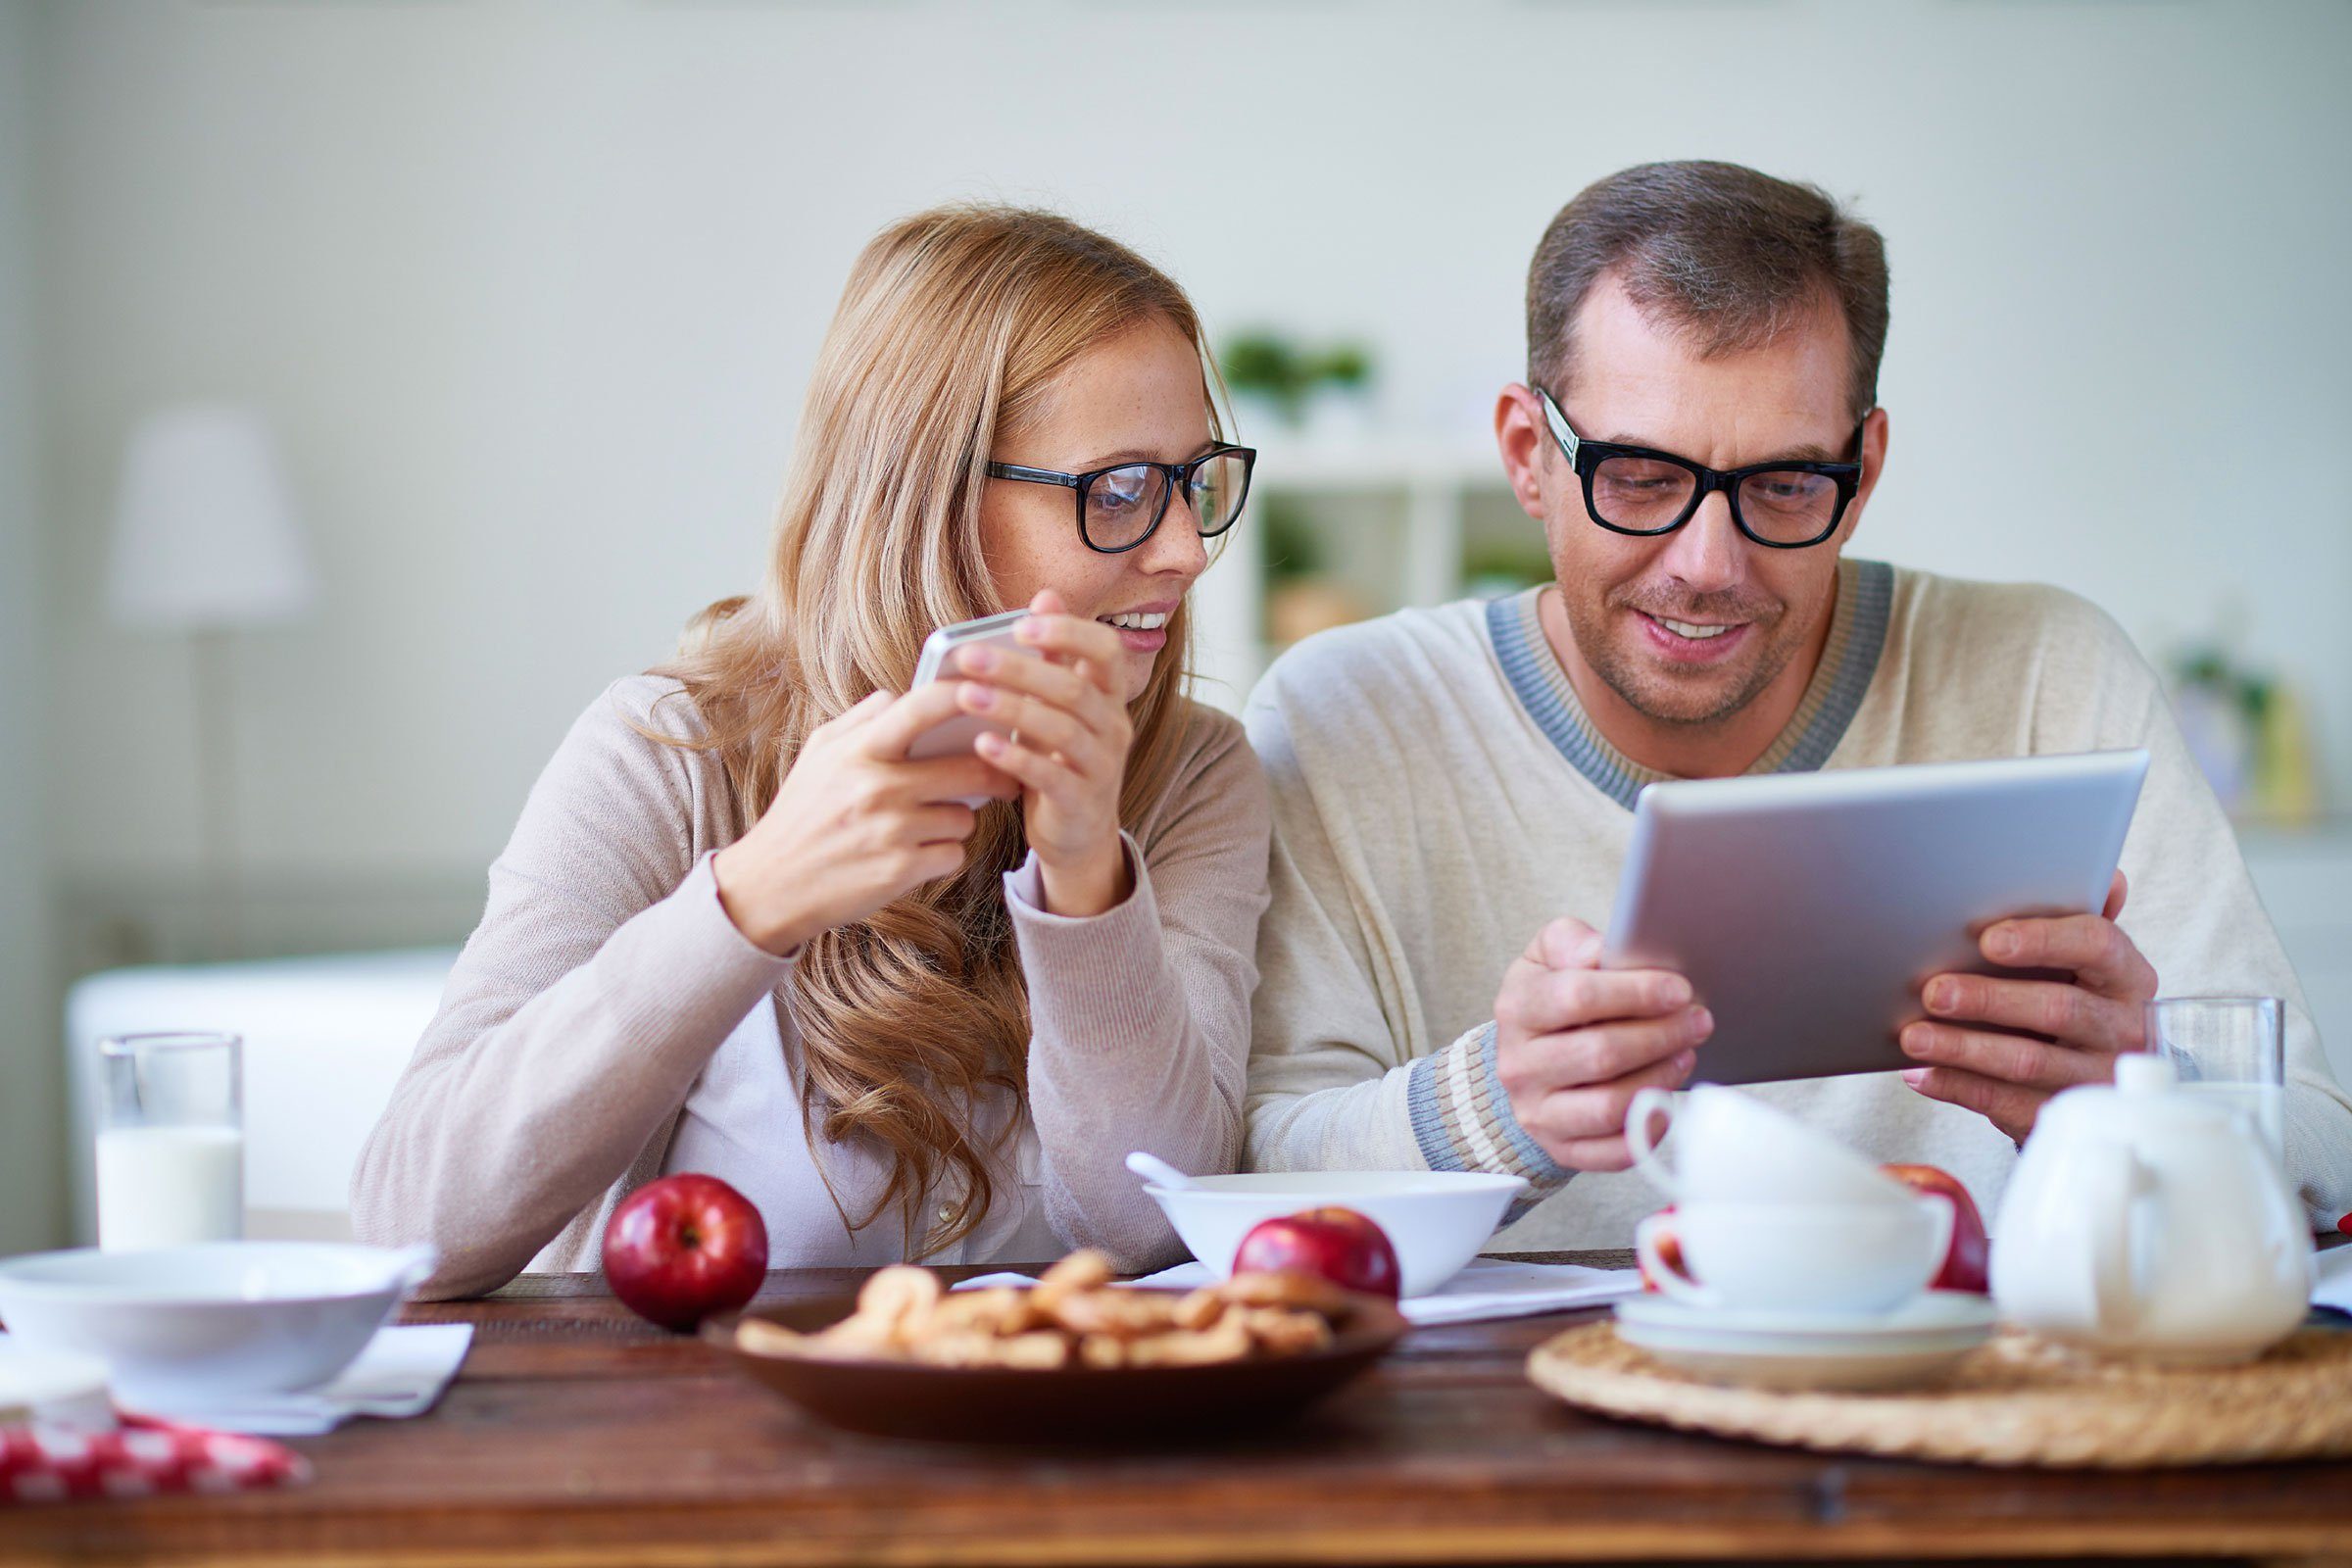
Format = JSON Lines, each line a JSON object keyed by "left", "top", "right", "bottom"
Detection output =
{"left": 0, "top": 1416, "right": 309, "bottom": 1505}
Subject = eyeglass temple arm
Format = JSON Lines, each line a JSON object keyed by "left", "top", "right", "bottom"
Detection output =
{"left": 1537, "top": 389, "right": 1581, "bottom": 466}
{"left": 987, "top": 462, "right": 1081, "bottom": 489}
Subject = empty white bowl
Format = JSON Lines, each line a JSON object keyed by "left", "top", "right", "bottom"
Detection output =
{"left": 1143, "top": 1171, "right": 1527, "bottom": 1297}
{"left": 0, "top": 1242, "right": 432, "bottom": 1414}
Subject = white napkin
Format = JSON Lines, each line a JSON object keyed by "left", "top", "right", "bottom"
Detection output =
{"left": 122, "top": 1323, "right": 475, "bottom": 1437}
{"left": 2313, "top": 1245, "right": 2352, "bottom": 1315}
{"left": 960, "top": 1259, "right": 1642, "bottom": 1326}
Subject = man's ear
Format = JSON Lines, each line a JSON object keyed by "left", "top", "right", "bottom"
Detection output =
{"left": 1494, "top": 383, "right": 1552, "bottom": 523}
{"left": 1839, "top": 405, "right": 1891, "bottom": 545}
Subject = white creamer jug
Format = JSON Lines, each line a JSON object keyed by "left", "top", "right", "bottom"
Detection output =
{"left": 1991, "top": 1053, "right": 2310, "bottom": 1363}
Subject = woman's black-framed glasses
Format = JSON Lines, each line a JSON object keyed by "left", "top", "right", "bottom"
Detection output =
{"left": 985, "top": 445, "right": 1256, "bottom": 555}
{"left": 1536, "top": 386, "right": 1865, "bottom": 550}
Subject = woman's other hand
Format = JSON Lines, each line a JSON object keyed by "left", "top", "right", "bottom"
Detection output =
{"left": 711, "top": 686, "right": 1016, "bottom": 955}
{"left": 954, "top": 589, "right": 1136, "bottom": 917}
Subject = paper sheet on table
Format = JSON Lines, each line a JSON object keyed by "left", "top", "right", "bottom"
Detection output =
{"left": 960, "top": 1258, "right": 1642, "bottom": 1326}
{"left": 122, "top": 1323, "right": 474, "bottom": 1438}
{"left": 2313, "top": 1244, "right": 2352, "bottom": 1315}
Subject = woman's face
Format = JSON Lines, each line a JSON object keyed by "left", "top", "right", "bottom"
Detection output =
{"left": 978, "top": 316, "right": 1215, "bottom": 704}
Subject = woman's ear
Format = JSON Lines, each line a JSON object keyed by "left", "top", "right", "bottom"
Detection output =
{"left": 1494, "top": 384, "right": 1552, "bottom": 523}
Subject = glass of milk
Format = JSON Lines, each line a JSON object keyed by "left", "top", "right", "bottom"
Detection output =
{"left": 2146, "top": 997, "right": 2285, "bottom": 1168}
{"left": 95, "top": 1032, "right": 245, "bottom": 1250}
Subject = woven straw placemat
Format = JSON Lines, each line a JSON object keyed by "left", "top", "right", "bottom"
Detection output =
{"left": 1527, "top": 1321, "right": 2352, "bottom": 1468}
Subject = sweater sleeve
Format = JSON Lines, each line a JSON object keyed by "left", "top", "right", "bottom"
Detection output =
{"left": 1241, "top": 674, "right": 1570, "bottom": 1198}
{"left": 2060, "top": 605, "right": 2352, "bottom": 1229}
{"left": 1009, "top": 712, "right": 1272, "bottom": 1271}
{"left": 349, "top": 679, "right": 794, "bottom": 1298}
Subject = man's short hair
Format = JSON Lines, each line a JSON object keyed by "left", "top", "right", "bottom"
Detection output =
{"left": 1527, "top": 161, "right": 1889, "bottom": 422}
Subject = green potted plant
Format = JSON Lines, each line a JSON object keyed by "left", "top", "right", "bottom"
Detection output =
{"left": 1221, "top": 331, "right": 1308, "bottom": 434}
{"left": 1302, "top": 341, "right": 1376, "bottom": 442}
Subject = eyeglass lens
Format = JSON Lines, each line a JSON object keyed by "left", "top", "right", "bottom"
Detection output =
{"left": 1591, "top": 455, "right": 1840, "bottom": 545}
{"left": 1084, "top": 451, "right": 1250, "bottom": 550}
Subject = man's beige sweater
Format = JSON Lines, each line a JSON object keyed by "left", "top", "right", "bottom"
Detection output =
{"left": 352, "top": 676, "right": 1270, "bottom": 1298}
{"left": 1243, "top": 561, "right": 2352, "bottom": 1245}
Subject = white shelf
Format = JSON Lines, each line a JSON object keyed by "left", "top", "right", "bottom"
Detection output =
{"left": 1188, "top": 431, "right": 1525, "bottom": 715}
{"left": 1238, "top": 434, "right": 1509, "bottom": 492}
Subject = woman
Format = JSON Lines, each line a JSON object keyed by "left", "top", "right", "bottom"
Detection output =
{"left": 352, "top": 206, "right": 1270, "bottom": 1298}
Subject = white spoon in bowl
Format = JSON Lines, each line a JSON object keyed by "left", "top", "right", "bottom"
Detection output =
{"left": 1124, "top": 1151, "right": 1203, "bottom": 1192}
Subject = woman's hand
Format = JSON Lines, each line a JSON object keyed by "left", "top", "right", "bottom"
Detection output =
{"left": 952, "top": 589, "right": 1137, "bottom": 917}
{"left": 711, "top": 685, "right": 1016, "bottom": 956}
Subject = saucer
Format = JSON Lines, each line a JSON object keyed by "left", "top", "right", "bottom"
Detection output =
{"left": 1612, "top": 1290, "right": 1996, "bottom": 1390}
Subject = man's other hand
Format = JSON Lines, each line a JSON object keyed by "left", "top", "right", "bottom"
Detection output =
{"left": 1494, "top": 916, "right": 1710, "bottom": 1171}
{"left": 1900, "top": 871, "right": 2159, "bottom": 1143}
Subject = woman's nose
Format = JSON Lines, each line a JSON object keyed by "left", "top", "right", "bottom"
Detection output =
{"left": 1139, "top": 489, "right": 1211, "bottom": 578}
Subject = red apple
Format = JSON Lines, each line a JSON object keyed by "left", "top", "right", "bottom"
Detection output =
{"left": 1231, "top": 1206, "right": 1401, "bottom": 1298}
{"left": 1882, "top": 1162, "right": 1990, "bottom": 1294}
{"left": 1637, "top": 1204, "right": 1685, "bottom": 1293}
{"left": 602, "top": 1173, "right": 769, "bottom": 1331}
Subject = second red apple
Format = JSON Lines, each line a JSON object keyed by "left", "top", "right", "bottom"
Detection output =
{"left": 1231, "top": 1206, "right": 1402, "bottom": 1298}
{"left": 1881, "top": 1162, "right": 1990, "bottom": 1294}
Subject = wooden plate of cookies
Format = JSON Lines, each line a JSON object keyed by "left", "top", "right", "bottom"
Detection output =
{"left": 708, "top": 1250, "right": 1408, "bottom": 1444}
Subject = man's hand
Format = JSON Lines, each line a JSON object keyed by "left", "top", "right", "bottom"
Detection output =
{"left": 1494, "top": 917, "right": 1710, "bottom": 1171}
{"left": 1899, "top": 871, "right": 2159, "bottom": 1143}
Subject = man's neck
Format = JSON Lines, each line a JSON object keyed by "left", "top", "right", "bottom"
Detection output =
{"left": 1535, "top": 581, "right": 1838, "bottom": 780}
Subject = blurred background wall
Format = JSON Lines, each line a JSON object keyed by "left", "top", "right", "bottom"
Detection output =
{"left": 1, "top": 0, "right": 52, "bottom": 1256}
{"left": 5, "top": 0, "right": 2350, "bottom": 1247}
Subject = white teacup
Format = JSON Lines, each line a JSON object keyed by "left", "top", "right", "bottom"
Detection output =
{"left": 1635, "top": 1199, "right": 1955, "bottom": 1316}
{"left": 1626, "top": 1085, "right": 1912, "bottom": 1208}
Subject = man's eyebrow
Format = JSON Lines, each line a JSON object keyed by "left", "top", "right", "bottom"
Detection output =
{"left": 1758, "top": 440, "right": 1841, "bottom": 465}
{"left": 1599, "top": 432, "right": 1843, "bottom": 465}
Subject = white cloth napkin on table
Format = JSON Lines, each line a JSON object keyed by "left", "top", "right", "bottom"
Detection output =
{"left": 958, "top": 1258, "right": 1642, "bottom": 1326}
{"left": 117, "top": 1323, "right": 474, "bottom": 1438}
{"left": 2313, "top": 1244, "right": 2352, "bottom": 1315}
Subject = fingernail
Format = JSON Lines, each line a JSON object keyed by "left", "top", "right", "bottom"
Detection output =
{"left": 1988, "top": 928, "right": 2021, "bottom": 960}
{"left": 975, "top": 731, "right": 1005, "bottom": 755}
{"left": 1690, "top": 1006, "right": 1713, "bottom": 1036}
{"left": 1675, "top": 1051, "right": 1697, "bottom": 1076}
{"left": 1901, "top": 1028, "right": 1933, "bottom": 1058}
{"left": 1015, "top": 617, "right": 1045, "bottom": 642}
{"left": 962, "top": 684, "right": 997, "bottom": 710}
{"left": 958, "top": 646, "right": 999, "bottom": 673}
{"left": 1659, "top": 976, "right": 1691, "bottom": 1008}
{"left": 1901, "top": 1067, "right": 1931, "bottom": 1089}
{"left": 1926, "top": 980, "right": 1955, "bottom": 1013}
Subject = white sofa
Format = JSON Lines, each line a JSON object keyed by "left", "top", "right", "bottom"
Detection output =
{"left": 65, "top": 947, "right": 459, "bottom": 1245}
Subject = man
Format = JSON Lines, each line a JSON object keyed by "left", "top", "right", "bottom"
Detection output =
{"left": 1243, "top": 160, "right": 2352, "bottom": 1243}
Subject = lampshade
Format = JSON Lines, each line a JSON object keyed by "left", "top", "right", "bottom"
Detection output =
{"left": 107, "top": 405, "right": 318, "bottom": 630}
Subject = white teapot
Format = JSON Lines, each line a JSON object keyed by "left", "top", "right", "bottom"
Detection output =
{"left": 1991, "top": 1052, "right": 2311, "bottom": 1363}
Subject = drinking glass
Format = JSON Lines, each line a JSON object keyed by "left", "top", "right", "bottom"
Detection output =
{"left": 2144, "top": 997, "right": 2284, "bottom": 1165}
{"left": 95, "top": 1031, "right": 245, "bottom": 1250}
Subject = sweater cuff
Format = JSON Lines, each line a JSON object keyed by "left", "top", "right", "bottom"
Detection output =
{"left": 646, "top": 851, "right": 800, "bottom": 1001}
{"left": 1406, "top": 1022, "right": 1572, "bottom": 1203}
{"left": 1002, "top": 833, "right": 1145, "bottom": 926}
{"left": 1004, "top": 833, "right": 1163, "bottom": 1047}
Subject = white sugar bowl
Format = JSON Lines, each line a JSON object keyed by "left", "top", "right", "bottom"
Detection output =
{"left": 1990, "top": 1053, "right": 2310, "bottom": 1364}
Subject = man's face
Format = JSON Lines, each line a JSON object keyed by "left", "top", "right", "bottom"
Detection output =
{"left": 1529, "top": 275, "right": 1884, "bottom": 733}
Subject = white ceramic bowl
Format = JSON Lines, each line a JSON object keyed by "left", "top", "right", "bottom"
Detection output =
{"left": 0, "top": 1242, "right": 432, "bottom": 1414}
{"left": 1144, "top": 1171, "right": 1527, "bottom": 1297}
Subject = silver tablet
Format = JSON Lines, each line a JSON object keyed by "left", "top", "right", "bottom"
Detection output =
{"left": 1600, "top": 750, "right": 2150, "bottom": 1087}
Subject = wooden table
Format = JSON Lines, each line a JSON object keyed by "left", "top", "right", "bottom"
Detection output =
{"left": 9, "top": 1252, "right": 2352, "bottom": 1567}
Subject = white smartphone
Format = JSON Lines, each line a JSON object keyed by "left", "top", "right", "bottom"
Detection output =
{"left": 905, "top": 610, "right": 1037, "bottom": 793}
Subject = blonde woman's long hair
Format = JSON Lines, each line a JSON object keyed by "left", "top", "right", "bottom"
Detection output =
{"left": 650, "top": 205, "right": 1212, "bottom": 1256}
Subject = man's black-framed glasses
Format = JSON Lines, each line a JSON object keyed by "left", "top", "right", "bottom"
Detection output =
{"left": 1536, "top": 386, "right": 1864, "bottom": 550}
{"left": 985, "top": 444, "right": 1256, "bottom": 555}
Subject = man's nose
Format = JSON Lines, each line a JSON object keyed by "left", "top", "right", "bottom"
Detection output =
{"left": 1654, "top": 488, "right": 1744, "bottom": 595}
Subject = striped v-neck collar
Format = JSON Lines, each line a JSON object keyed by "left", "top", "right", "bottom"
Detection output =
{"left": 1486, "top": 559, "right": 1894, "bottom": 811}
